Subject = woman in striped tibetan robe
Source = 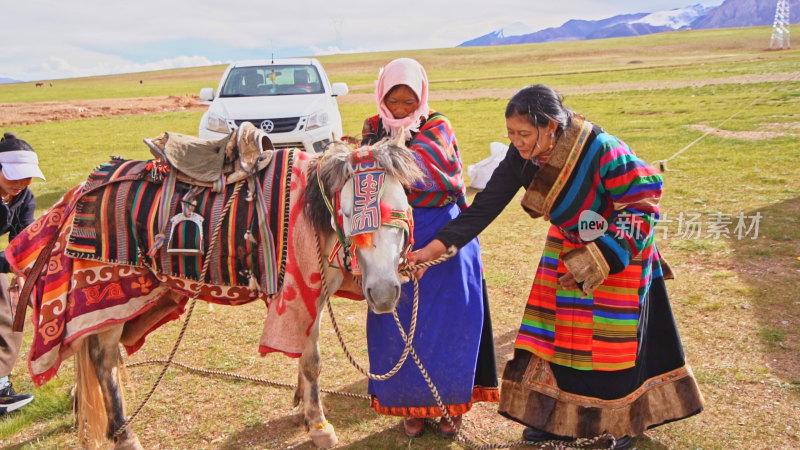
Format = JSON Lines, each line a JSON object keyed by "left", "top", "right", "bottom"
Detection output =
{"left": 361, "top": 57, "right": 498, "bottom": 439}
{"left": 411, "top": 84, "right": 703, "bottom": 449}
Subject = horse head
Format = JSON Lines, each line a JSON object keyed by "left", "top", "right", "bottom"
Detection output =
{"left": 307, "top": 133, "right": 423, "bottom": 314}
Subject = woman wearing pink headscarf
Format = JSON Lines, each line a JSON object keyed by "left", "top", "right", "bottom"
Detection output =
{"left": 361, "top": 58, "right": 498, "bottom": 439}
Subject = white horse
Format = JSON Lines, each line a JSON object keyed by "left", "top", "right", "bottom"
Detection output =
{"left": 9, "top": 134, "right": 422, "bottom": 449}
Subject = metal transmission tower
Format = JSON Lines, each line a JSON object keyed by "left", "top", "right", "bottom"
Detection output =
{"left": 769, "top": 0, "right": 791, "bottom": 49}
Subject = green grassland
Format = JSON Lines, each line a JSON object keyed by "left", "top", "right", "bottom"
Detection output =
{"left": 1, "top": 25, "right": 799, "bottom": 449}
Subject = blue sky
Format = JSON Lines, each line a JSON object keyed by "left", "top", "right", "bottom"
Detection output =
{"left": 1, "top": 0, "right": 722, "bottom": 82}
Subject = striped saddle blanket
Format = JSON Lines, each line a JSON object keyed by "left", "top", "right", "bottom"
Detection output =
{"left": 65, "top": 149, "right": 297, "bottom": 295}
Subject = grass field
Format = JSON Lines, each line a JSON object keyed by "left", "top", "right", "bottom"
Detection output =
{"left": 1, "top": 25, "right": 799, "bottom": 449}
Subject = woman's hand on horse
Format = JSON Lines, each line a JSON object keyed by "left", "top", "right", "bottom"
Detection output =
{"left": 409, "top": 239, "right": 447, "bottom": 279}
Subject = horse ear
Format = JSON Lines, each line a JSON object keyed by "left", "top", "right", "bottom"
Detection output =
{"left": 394, "top": 128, "right": 405, "bottom": 147}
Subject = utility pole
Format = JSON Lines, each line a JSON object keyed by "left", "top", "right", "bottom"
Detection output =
{"left": 769, "top": 0, "right": 791, "bottom": 50}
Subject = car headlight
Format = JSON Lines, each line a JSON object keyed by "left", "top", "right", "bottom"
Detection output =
{"left": 306, "top": 111, "right": 329, "bottom": 131}
{"left": 205, "top": 112, "right": 230, "bottom": 134}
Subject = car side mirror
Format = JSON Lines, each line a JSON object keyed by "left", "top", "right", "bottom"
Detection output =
{"left": 199, "top": 87, "right": 214, "bottom": 102}
{"left": 331, "top": 82, "right": 349, "bottom": 97}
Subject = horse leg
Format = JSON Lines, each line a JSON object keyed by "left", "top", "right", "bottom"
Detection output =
{"left": 297, "top": 295, "right": 338, "bottom": 448}
{"left": 293, "top": 234, "right": 343, "bottom": 447}
{"left": 85, "top": 325, "right": 143, "bottom": 450}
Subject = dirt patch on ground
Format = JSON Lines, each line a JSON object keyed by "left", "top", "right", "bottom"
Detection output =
{"left": 688, "top": 124, "right": 798, "bottom": 141}
{"left": 0, "top": 95, "right": 207, "bottom": 127}
{"left": 2, "top": 72, "right": 798, "bottom": 128}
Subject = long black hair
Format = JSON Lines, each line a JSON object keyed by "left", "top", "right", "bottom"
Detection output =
{"left": 505, "top": 84, "right": 573, "bottom": 138}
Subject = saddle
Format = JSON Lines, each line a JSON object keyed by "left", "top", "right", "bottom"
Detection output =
{"left": 142, "top": 122, "right": 277, "bottom": 256}
{"left": 144, "top": 121, "right": 275, "bottom": 186}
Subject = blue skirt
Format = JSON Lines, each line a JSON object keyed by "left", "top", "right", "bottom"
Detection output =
{"left": 367, "top": 203, "right": 486, "bottom": 416}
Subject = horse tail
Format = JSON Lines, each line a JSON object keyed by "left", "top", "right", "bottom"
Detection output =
{"left": 74, "top": 338, "right": 111, "bottom": 449}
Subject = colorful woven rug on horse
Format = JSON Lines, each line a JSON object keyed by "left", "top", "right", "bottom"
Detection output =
{"left": 65, "top": 151, "right": 296, "bottom": 295}
{"left": 8, "top": 150, "right": 332, "bottom": 385}
{"left": 6, "top": 186, "right": 179, "bottom": 384}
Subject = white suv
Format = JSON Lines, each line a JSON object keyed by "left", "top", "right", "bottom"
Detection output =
{"left": 198, "top": 58, "right": 349, "bottom": 153}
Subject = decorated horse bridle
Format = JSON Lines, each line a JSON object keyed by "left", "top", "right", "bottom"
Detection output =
{"left": 317, "top": 146, "right": 414, "bottom": 276}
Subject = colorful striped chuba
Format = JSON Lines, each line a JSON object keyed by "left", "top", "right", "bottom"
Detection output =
{"left": 514, "top": 133, "right": 664, "bottom": 371}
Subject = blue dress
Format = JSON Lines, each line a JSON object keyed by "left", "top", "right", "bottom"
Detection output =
{"left": 366, "top": 203, "right": 486, "bottom": 416}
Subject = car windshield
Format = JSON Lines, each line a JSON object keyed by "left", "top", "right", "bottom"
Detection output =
{"left": 220, "top": 65, "right": 325, "bottom": 97}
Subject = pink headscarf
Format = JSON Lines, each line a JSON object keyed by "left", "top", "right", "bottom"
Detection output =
{"left": 375, "top": 58, "right": 430, "bottom": 139}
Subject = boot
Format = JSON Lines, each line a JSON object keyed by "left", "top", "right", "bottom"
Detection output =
{"left": 403, "top": 417, "right": 425, "bottom": 438}
{"left": 438, "top": 415, "right": 462, "bottom": 439}
{"left": 522, "top": 426, "right": 575, "bottom": 444}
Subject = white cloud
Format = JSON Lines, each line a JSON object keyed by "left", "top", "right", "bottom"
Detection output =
{"left": 87, "top": 55, "right": 222, "bottom": 78}
{"left": 2, "top": 41, "right": 220, "bottom": 81}
{"left": 309, "top": 46, "right": 372, "bottom": 57}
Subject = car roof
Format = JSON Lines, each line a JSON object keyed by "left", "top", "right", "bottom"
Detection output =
{"left": 229, "top": 58, "right": 319, "bottom": 68}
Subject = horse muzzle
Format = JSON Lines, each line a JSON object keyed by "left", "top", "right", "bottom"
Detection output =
{"left": 362, "top": 275, "right": 401, "bottom": 314}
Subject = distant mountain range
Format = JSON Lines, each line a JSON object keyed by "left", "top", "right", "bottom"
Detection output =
{"left": 0, "top": 77, "right": 22, "bottom": 84}
{"left": 459, "top": 0, "right": 800, "bottom": 47}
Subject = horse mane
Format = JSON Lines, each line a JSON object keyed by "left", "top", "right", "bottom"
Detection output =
{"left": 305, "top": 138, "right": 423, "bottom": 233}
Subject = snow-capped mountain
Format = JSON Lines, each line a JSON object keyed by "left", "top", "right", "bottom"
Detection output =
{"left": 460, "top": 22, "right": 537, "bottom": 46}
{"left": 459, "top": 0, "right": 798, "bottom": 47}
{"left": 460, "top": 13, "right": 650, "bottom": 46}
{"left": 693, "top": 0, "right": 800, "bottom": 29}
{"left": 632, "top": 4, "right": 716, "bottom": 29}
{"left": 496, "top": 22, "right": 536, "bottom": 38}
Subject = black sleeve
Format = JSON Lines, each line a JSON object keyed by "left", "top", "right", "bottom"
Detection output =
{"left": 436, "top": 147, "right": 530, "bottom": 249}
{"left": 0, "top": 204, "right": 10, "bottom": 273}
{"left": 0, "top": 203, "right": 9, "bottom": 237}
{"left": 0, "top": 251, "right": 8, "bottom": 274}
{"left": 0, "top": 190, "right": 36, "bottom": 273}
{"left": 594, "top": 239, "right": 627, "bottom": 275}
{"left": 8, "top": 189, "right": 35, "bottom": 242}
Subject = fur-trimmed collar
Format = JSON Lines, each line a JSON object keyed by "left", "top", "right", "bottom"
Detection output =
{"left": 520, "top": 114, "right": 593, "bottom": 220}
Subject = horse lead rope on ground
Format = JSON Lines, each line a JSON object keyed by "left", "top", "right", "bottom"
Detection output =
{"left": 113, "top": 180, "right": 246, "bottom": 439}
{"left": 125, "top": 359, "right": 369, "bottom": 400}
{"left": 122, "top": 218, "right": 614, "bottom": 448}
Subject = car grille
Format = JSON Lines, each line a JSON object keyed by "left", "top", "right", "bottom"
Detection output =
{"left": 272, "top": 142, "right": 306, "bottom": 150}
{"left": 235, "top": 117, "right": 300, "bottom": 133}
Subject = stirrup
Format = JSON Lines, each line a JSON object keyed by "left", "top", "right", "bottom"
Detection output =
{"left": 167, "top": 211, "right": 204, "bottom": 256}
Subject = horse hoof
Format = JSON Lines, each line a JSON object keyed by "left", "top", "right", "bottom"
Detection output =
{"left": 310, "top": 422, "right": 338, "bottom": 448}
